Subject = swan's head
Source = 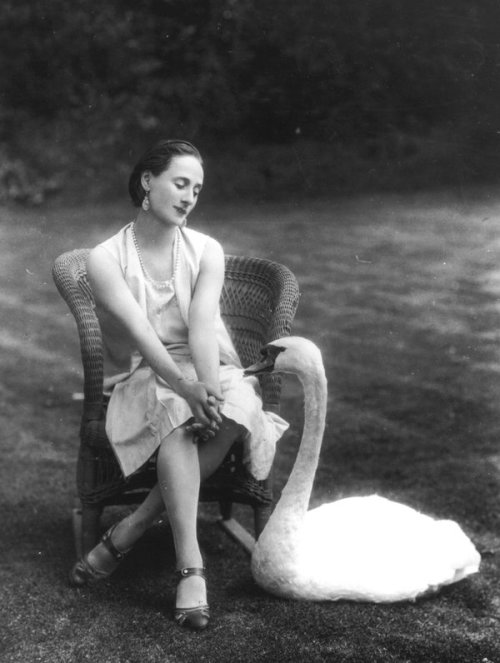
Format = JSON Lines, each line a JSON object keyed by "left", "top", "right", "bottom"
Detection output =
{"left": 244, "top": 336, "right": 325, "bottom": 381}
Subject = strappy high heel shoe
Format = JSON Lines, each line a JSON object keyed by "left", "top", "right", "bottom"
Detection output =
{"left": 174, "top": 567, "right": 210, "bottom": 631}
{"left": 69, "top": 524, "right": 132, "bottom": 587}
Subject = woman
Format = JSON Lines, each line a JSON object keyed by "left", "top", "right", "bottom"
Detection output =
{"left": 69, "top": 139, "right": 288, "bottom": 631}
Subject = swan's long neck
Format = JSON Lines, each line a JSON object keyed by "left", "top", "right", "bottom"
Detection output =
{"left": 270, "top": 365, "right": 327, "bottom": 533}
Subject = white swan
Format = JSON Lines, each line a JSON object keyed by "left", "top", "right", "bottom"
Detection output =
{"left": 244, "top": 337, "right": 481, "bottom": 602}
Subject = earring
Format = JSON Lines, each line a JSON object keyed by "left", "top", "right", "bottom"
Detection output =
{"left": 142, "top": 191, "right": 150, "bottom": 211}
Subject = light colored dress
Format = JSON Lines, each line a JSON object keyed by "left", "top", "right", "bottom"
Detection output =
{"left": 97, "top": 222, "right": 289, "bottom": 479}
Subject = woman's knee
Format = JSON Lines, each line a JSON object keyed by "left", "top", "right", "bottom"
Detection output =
{"left": 156, "top": 427, "right": 200, "bottom": 477}
{"left": 158, "top": 426, "right": 192, "bottom": 453}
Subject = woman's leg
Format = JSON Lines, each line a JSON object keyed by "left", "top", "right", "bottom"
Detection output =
{"left": 197, "top": 416, "right": 246, "bottom": 479}
{"left": 157, "top": 426, "right": 204, "bottom": 610}
{"left": 81, "top": 417, "right": 243, "bottom": 583}
{"left": 157, "top": 417, "right": 244, "bottom": 609}
{"left": 84, "top": 484, "right": 165, "bottom": 574}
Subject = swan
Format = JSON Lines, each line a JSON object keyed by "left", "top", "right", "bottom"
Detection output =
{"left": 244, "top": 337, "right": 481, "bottom": 602}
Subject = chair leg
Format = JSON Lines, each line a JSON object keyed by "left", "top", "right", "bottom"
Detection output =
{"left": 254, "top": 475, "right": 273, "bottom": 538}
{"left": 72, "top": 500, "right": 83, "bottom": 559}
{"left": 80, "top": 503, "right": 103, "bottom": 555}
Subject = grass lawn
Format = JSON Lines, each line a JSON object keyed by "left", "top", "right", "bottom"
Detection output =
{"left": 1, "top": 188, "right": 500, "bottom": 662}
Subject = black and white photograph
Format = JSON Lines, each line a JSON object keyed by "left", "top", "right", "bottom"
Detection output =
{"left": 1, "top": 1, "right": 500, "bottom": 661}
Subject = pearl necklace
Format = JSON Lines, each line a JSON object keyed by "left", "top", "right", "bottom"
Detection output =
{"left": 131, "top": 222, "right": 181, "bottom": 289}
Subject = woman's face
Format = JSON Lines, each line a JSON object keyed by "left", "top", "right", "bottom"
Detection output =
{"left": 144, "top": 155, "right": 204, "bottom": 227}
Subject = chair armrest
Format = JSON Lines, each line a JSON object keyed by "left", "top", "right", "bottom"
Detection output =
{"left": 52, "top": 250, "right": 104, "bottom": 412}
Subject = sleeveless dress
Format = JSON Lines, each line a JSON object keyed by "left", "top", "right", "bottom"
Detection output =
{"left": 97, "top": 222, "right": 289, "bottom": 479}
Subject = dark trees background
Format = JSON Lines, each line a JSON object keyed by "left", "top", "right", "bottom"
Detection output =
{"left": 1, "top": 0, "right": 499, "bottom": 202}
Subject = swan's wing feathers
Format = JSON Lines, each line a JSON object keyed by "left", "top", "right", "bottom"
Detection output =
{"left": 293, "top": 496, "right": 480, "bottom": 602}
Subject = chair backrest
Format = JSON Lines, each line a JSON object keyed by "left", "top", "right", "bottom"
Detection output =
{"left": 52, "top": 249, "right": 300, "bottom": 416}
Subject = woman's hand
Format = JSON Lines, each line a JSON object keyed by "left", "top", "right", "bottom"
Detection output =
{"left": 186, "top": 394, "right": 225, "bottom": 442}
{"left": 177, "top": 379, "right": 224, "bottom": 434}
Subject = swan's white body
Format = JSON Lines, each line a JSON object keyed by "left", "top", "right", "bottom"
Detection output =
{"left": 249, "top": 337, "right": 480, "bottom": 602}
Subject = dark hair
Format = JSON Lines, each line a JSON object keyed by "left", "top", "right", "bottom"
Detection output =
{"left": 128, "top": 139, "right": 203, "bottom": 207}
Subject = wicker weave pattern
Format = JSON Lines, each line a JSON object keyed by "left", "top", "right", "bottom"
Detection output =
{"left": 52, "top": 249, "right": 299, "bottom": 511}
{"left": 52, "top": 249, "right": 103, "bottom": 417}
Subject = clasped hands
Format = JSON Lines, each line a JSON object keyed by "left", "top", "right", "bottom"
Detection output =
{"left": 177, "top": 379, "right": 224, "bottom": 442}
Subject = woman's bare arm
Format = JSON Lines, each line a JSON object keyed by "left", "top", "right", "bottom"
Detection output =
{"left": 188, "top": 237, "right": 225, "bottom": 393}
{"left": 87, "top": 245, "right": 216, "bottom": 425}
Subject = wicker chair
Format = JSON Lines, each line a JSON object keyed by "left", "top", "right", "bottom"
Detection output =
{"left": 52, "top": 249, "right": 300, "bottom": 558}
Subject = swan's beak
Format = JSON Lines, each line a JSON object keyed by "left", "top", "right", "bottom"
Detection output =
{"left": 244, "top": 345, "right": 285, "bottom": 376}
{"left": 244, "top": 356, "right": 275, "bottom": 376}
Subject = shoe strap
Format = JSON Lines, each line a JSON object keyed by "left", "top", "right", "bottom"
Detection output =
{"left": 176, "top": 567, "right": 206, "bottom": 580}
{"left": 101, "top": 525, "right": 129, "bottom": 561}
